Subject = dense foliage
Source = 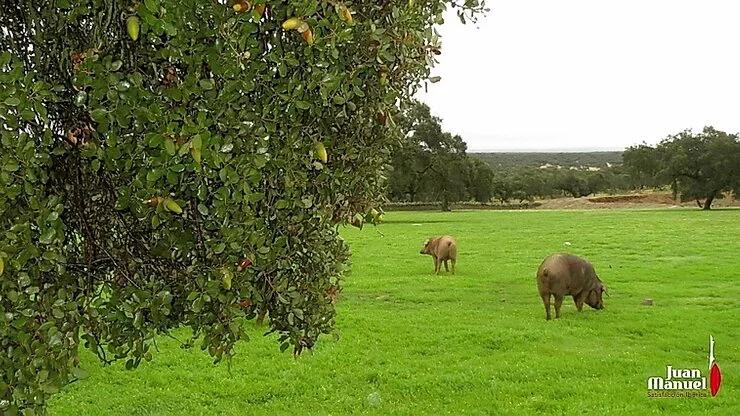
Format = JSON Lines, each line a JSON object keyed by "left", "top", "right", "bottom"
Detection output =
{"left": 388, "top": 101, "right": 494, "bottom": 208}
{"left": 488, "top": 166, "right": 634, "bottom": 203}
{"left": 0, "top": 0, "right": 485, "bottom": 412}
{"left": 388, "top": 119, "right": 739, "bottom": 207}
{"left": 623, "top": 127, "right": 740, "bottom": 209}
{"left": 385, "top": 103, "right": 649, "bottom": 207}
{"left": 476, "top": 151, "right": 622, "bottom": 170}
{"left": 386, "top": 104, "right": 638, "bottom": 207}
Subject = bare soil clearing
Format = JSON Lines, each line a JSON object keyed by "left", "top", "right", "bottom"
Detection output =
{"left": 536, "top": 192, "right": 738, "bottom": 210}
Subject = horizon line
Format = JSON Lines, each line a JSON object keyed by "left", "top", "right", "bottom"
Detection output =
{"left": 468, "top": 148, "right": 625, "bottom": 153}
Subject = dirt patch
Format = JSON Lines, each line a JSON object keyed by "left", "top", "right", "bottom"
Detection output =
{"left": 587, "top": 193, "right": 676, "bottom": 204}
{"left": 536, "top": 192, "right": 738, "bottom": 210}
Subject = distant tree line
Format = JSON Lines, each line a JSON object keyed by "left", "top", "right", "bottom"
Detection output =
{"left": 387, "top": 101, "right": 495, "bottom": 210}
{"left": 387, "top": 105, "right": 739, "bottom": 210}
{"left": 476, "top": 151, "right": 622, "bottom": 170}
{"left": 488, "top": 166, "right": 636, "bottom": 203}
{"left": 622, "top": 127, "right": 740, "bottom": 210}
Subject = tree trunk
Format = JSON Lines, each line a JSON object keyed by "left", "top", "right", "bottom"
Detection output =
{"left": 703, "top": 195, "right": 714, "bottom": 210}
{"left": 441, "top": 193, "right": 451, "bottom": 211}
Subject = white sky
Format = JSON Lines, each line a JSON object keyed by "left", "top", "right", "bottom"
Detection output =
{"left": 416, "top": 0, "right": 740, "bottom": 152}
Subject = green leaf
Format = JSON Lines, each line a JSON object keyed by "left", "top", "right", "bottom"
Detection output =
{"left": 165, "top": 139, "right": 176, "bottom": 155}
{"left": 3, "top": 160, "right": 19, "bottom": 172}
{"left": 20, "top": 109, "right": 36, "bottom": 121}
{"left": 90, "top": 108, "right": 108, "bottom": 122}
{"left": 199, "top": 79, "right": 215, "bottom": 91}
{"left": 4, "top": 97, "right": 20, "bottom": 106}
{"left": 192, "top": 135, "right": 203, "bottom": 151}
{"left": 39, "top": 228, "right": 56, "bottom": 244}
{"left": 71, "top": 367, "right": 89, "bottom": 380}
{"left": 163, "top": 22, "right": 178, "bottom": 36}
{"left": 144, "top": 0, "right": 159, "bottom": 13}
{"left": 296, "top": 101, "right": 311, "bottom": 110}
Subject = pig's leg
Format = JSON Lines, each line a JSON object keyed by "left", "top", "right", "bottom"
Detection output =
{"left": 541, "top": 294, "right": 551, "bottom": 320}
{"left": 433, "top": 256, "right": 440, "bottom": 274}
{"left": 554, "top": 294, "right": 564, "bottom": 319}
{"left": 444, "top": 260, "right": 449, "bottom": 272}
{"left": 573, "top": 292, "right": 585, "bottom": 311}
{"left": 451, "top": 259, "right": 456, "bottom": 275}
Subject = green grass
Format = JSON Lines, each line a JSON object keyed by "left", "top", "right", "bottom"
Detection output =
{"left": 49, "top": 209, "right": 740, "bottom": 415}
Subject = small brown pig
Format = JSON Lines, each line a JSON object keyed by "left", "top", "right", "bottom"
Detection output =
{"left": 536, "top": 253, "right": 607, "bottom": 320}
{"left": 420, "top": 236, "right": 457, "bottom": 275}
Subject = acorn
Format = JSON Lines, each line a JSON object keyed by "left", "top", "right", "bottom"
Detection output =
{"left": 232, "top": 0, "right": 250, "bottom": 13}
{"left": 144, "top": 196, "right": 164, "bottom": 207}
{"left": 313, "top": 142, "right": 328, "bottom": 163}
{"left": 282, "top": 17, "right": 303, "bottom": 30}
{"left": 221, "top": 267, "right": 233, "bottom": 290}
{"left": 163, "top": 198, "right": 183, "bottom": 214}
{"left": 338, "top": 5, "right": 353, "bottom": 23}
{"left": 301, "top": 28, "right": 315, "bottom": 45}
{"left": 237, "top": 257, "right": 253, "bottom": 272}
{"left": 253, "top": 4, "right": 266, "bottom": 18}
{"left": 377, "top": 112, "right": 387, "bottom": 125}
{"left": 239, "top": 299, "right": 253, "bottom": 308}
{"left": 126, "top": 16, "right": 140, "bottom": 41}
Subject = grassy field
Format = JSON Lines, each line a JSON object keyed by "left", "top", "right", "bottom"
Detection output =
{"left": 49, "top": 209, "right": 739, "bottom": 415}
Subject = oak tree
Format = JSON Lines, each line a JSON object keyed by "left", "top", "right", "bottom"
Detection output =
{"left": 0, "top": 0, "right": 485, "bottom": 412}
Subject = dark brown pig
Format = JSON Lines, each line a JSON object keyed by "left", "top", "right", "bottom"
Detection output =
{"left": 536, "top": 253, "right": 607, "bottom": 320}
{"left": 420, "top": 236, "right": 457, "bottom": 275}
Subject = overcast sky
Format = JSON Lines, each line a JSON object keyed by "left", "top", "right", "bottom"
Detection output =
{"left": 416, "top": 0, "right": 740, "bottom": 152}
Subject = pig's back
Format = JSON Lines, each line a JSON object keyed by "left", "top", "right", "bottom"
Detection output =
{"left": 436, "top": 236, "right": 457, "bottom": 260}
{"left": 537, "top": 253, "right": 592, "bottom": 292}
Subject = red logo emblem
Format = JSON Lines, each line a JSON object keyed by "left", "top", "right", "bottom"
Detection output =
{"left": 709, "top": 335, "right": 722, "bottom": 397}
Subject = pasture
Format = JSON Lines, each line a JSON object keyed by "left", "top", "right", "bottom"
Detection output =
{"left": 49, "top": 209, "right": 739, "bottom": 415}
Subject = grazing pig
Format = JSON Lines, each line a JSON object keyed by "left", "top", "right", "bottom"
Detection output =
{"left": 536, "top": 253, "right": 607, "bottom": 320}
{"left": 420, "top": 236, "right": 457, "bottom": 275}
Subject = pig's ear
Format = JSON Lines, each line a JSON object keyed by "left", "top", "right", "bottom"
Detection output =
{"left": 601, "top": 284, "right": 609, "bottom": 297}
